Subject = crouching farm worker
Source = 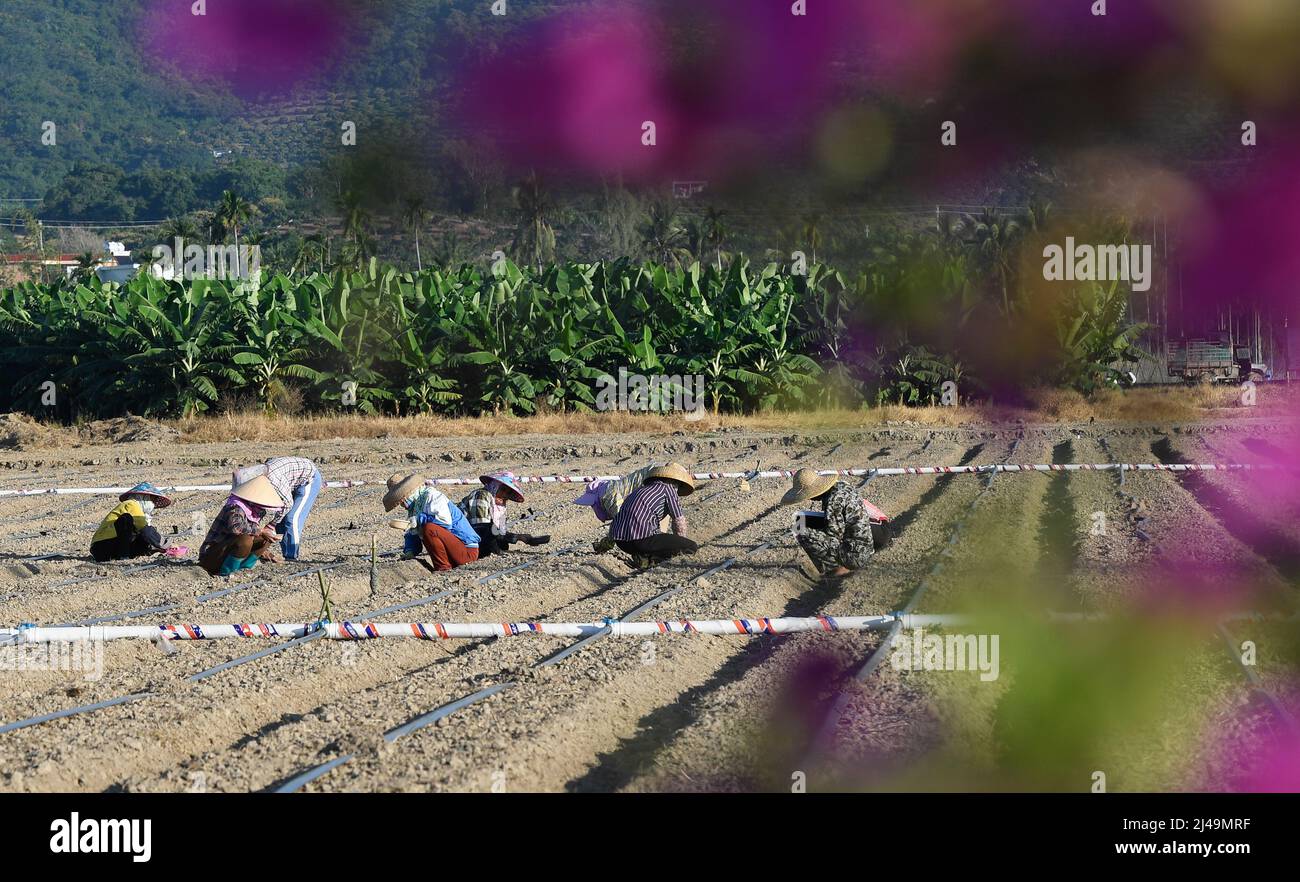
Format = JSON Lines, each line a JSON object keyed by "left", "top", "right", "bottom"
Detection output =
{"left": 90, "top": 482, "right": 187, "bottom": 562}
{"left": 198, "top": 475, "right": 284, "bottom": 576}
{"left": 607, "top": 463, "right": 698, "bottom": 567}
{"left": 781, "top": 468, "right": 884, "bottom": 577}
{"left": 458, "top": 472, "right": 550, "bottom": 559}
{"left": 232, "top": 456, "right": 322, "bottom": 561}
{"left": 385, "top": 473, "right": 480, "bottom": 571}
{"left": 573, "top": 463, "right": 658, "bottom": 553}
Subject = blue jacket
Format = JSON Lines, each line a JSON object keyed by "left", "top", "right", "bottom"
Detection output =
{"left": 403, "top": 485, "right": 480, "bottom": 549}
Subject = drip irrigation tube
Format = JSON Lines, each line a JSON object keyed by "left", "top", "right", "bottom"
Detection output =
{"left": 54, "top": 559, "right": 357, "bottom": 628}
{"left": 270, "top": 753, "right": 357, "bottom": 793}
{"left": 0, "top": 545, "right": 582, "bottom": 734}
{"left": 810, "top": 441, "right": 1019, "bottom": 757}
{"left": 188, "top": 540, "right": 583, "bottom": 682}
{"left": 1216, "top": 622, "right": 1300, "bottom": 736}
{"left": 48, "top": 562, "right": 162, "bottom": 590}
{"left": 1096, "top": 438, "right": 1150, "bottom": 541}
{"left": 274, "top": 532, "right": 784, "bottom": 791}
{"left": 0, "top": 692, "right": 151, "bottom": 736}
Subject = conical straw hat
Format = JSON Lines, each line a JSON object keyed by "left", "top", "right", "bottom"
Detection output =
{"left": 646, "top": 462, "right": 696, "bottom": 496}
{"left": 780, "top": 468, "right": 838, "bottom": 505}
{"left": 231, "top": 474, "right": 284, "bottom": 508}
{"left": 383, "top": 473, "right": 426, "bottom": 511}
{"left": 119, "top": 482, "right": 173, "bottom": 508}
{"left": 481, "top": 472, "right": 525, "bottom": 503}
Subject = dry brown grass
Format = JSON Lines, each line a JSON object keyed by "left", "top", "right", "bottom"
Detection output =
{"left": 168, "top": 383, "right": 1292, "bottom": 442}
{"left": 1027, "top": 386, "right": 1220, "bottom": 423}
{"left": 172, "top": 409, "right": 883, "bottom": 442}
{"left": 4, "top": 384, "right": 1291, "bottom": 450}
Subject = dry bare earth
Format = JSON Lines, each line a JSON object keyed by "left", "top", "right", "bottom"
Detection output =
{"left": 0, "top": 420, "right": 1296, "bottom": 792}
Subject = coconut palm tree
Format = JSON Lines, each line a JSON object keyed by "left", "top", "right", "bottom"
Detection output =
{"left": 292, "top": 233, "right": 326, "bottom": 276}
{"left": 214, "top": 190, "right": 254, "bottom": 276}
{"left": 963, "top": 207, "right": 1021, "bottom": 319}
{"left": 1022, "top": 198, "right": 1053, "bottom": 233}
{"left": 683, "top": 217, "right": 708, "bottom": 265}
{"left": 333, "top": 191, "right": 373, "bottom": 272}
{"left": 74, "top": 251, "right": 98, "bottom": 285}
{"left": 639, "top": 199, "right": 686, "bottom": 267}
{"left": 158, "top": 215, "right": 200, "bottom": 248}
{"left": 930, "top": 212, "right": 964, "bottom": 253}
{"left": 336, "top": 191, "right": 369, "bottom": 246}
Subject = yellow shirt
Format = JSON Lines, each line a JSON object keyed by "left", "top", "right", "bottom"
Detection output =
{"left": 91, "top": 499, "right": 148, "bottom": 544}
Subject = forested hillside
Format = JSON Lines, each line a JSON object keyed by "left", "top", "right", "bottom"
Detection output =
{"left": 0, "top": 0, "right": 564, "bottom": 200}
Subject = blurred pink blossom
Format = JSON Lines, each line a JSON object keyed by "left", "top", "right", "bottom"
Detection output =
{"left": 138, "top": 0, "right": 357, "bottom": 98}
{"left": 456, "top": 1, "right": 969, "bottom": 181}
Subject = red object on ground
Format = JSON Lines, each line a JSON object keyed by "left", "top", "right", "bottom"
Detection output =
{"left": 419, "top": 523, "right": 479, "bottom": 571}
{"left": 862, "top": 499, "right": 890, "bottom": 522}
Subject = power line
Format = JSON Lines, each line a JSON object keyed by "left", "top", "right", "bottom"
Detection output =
{"left": 0, "top": 219, "right": 168, "bottom": 228}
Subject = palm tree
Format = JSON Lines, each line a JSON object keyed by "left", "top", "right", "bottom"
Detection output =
{"left": 683, "top": 217, "right": 708, "bottom": 264}
{"left": 336, "top": 191, "right": 369, "bottom": 246}
{"left": 511, "top": 172, "right": 555, "bottom": 271}
{"left": 402, "top": 197, "right": 430, "bottom": 272}
{"left": 801, "top": 212, "right": 824, "bottom": 264}
{"left": 293, "top": 233, "right": 326, "bottom": 276}
{"left": 215, "top": 191, "right": 254, "bottom": 276}
{"left": 963, "top": 207, "right": 1021, "bottom": 319}
{"left": 1022, "top": 198, "right": 1053, "bottom": 233}
{"left": 930, "top": 212, "right": 964, "bottom": 253}
{"left": 703, "top": 206, "right": 728, "bottom": 271}
{"left": 158, "top": 215, "right": 200, "bottom": 247}
{"left": 640, "top": 199, "right": 685, "bottom": 266}
{"left": 74, "top": 251, "right": 98, "bottom": 285}
{"left": 332, "top": 191, "right": 373, "bottom": 272}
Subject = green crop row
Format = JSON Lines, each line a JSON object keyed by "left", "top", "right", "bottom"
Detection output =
{"left": 0, "top": 255, "right": 1141, "bottom": 419}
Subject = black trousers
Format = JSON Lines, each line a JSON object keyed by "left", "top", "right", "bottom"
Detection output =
{"left": 471, "top": 524, "right": 510, "bottom": 558}
{"left": 616, "top": 534, "right": 698, "bottom": 561}
{"left": 90, "top": 514, "right": 163, "bottom": 562}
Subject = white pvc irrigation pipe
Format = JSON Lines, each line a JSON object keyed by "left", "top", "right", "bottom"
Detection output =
{"left": 0, "top": 614, "right": 971, "bottom": 645}
{"left": 0, "top": 463, "right": 1284, "bottom": 498}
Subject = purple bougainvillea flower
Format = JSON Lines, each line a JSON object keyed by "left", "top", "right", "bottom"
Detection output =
{"left": 138, "top": 0, "right": 358, "bottom": 99}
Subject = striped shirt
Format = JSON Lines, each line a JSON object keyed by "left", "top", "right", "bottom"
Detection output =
{"left": 609, "top": 480, "right": 685, "bottom": 541}
{"left": 263, "top": 457, "right": 317, "bottom": 506}
{"left": 599, "top": 464, "right": 655, "bottom": 520}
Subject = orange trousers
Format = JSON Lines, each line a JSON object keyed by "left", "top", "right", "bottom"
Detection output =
{"left": 420, "top": 522, "right": 479, "bottom": 571}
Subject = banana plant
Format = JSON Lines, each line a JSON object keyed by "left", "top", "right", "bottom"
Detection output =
{"left": 543, "top": 312, "right": 611, "bottom": 412}
{"left": 113, "top": 279, "right": 245, "bottom": 416}
{"left": 231, "top": 306, "right": 322, "bottom": 411}
{"left": 745, "top": 283, "right": 821, "bottom": 409}
{"left": 1055, "top": 279, "right": 1148, "bottom": 395}
{"left": 445, "top": 292, "right": 540, "bottom": 414}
